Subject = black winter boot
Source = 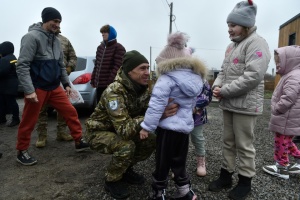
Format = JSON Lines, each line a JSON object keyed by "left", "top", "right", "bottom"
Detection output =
{"left": 228, "top": 174, "right": 251, "bottom": 200}
{"left": 170, "top": 183, "right": 198, "bottom": 200}
{"left": 208, "top": 168, "right": 233, "bottom": 192}
{"left": 122, "top": 166, "right": 145, "bottom": 184}
{"left": 170, "top": 190, "right": 197, "bottom": 200}
{"left": 104, "top": 180, "right": 130, "bottom": 199}
{"left": 150, "top": 189, "right": 167, "bottom": 200}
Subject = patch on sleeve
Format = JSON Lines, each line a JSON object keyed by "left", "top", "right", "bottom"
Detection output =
{"left": 255, "top": 51, "right": 262, "bottom": 58}
{"left": 233, "top": 58, "right": 239, "bottom": 64}
{"left": 108, "top": 99, "right": 119, "bottom": 111}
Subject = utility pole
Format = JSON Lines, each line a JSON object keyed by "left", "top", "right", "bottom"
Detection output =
{"left": 150, "top": 46, "right": 152, "bottom": 71}
{"left": 169, "top": 2, "right": 173, "bottom": 34}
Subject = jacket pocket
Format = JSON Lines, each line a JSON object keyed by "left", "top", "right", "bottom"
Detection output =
{"left": 228, "top": 93, "right": 249, "bottom": 109}
{"left": 30, "top": 59, "right": 61, "bottom": 90}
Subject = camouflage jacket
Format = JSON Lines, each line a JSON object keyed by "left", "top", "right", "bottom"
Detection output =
{"left": 85, "top": 67, "right": 151, "bottom": 141}
{"left": 57, "top": 34, "right": 77, "bottom": 73}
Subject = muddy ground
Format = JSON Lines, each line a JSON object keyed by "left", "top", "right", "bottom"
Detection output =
{"left": 0, "top": 98, "right": 299, "bottom": 200}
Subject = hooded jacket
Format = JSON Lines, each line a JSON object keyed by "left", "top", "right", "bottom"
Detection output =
{"left": 17, "top": 22, "right": 68, "bottom": 95}
{"left": 91, "top": 25, "right": 126, "bottom": 88}
{"left": 141, "top": 57, "right": 207, "bottom": 134}
{"left": 213, "top": 26, "right": 271, "bottom": 115}
{"left": 269, "top": 46, "right": 300, "bottom": 136}
{"left": 0, "top": 42, "right": 18, "bottom": 95}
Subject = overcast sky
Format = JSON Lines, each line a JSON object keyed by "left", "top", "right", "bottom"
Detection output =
{"left": 1, "top": 0, "right": 299, "bottom": 74}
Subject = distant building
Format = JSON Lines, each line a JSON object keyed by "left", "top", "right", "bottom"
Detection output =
{"left": 278, "top": 13, "right": 300, "bottom": 47}
{"left": 275, "top": 13, "right": 300, "bottom": 87}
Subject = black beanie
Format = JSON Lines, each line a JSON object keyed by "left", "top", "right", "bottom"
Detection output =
{"left": 0, "top": 41, "right": 14, "bottom": 57}
{"left": 41, "top": 7, "right": 62, "bottom": 23}
{"left": 122, "top": 50, "right": 149, "bottom": 74}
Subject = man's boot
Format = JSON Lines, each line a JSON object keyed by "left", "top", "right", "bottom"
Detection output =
{"left": 208, "top": 168, "right": 233, "bottom": 192}
{"left": 36, "top": 132, "right": 47, "bottom": 148}
{"left": 228, "top": 174, "right": 251, "bottom": 200}
{"left": 122, "top": 166, "right": 145, "bottom": 184}
{"left": 104, "top": 180, "right": 130, "bottom": 199}
{"left": 56, "top": 132, "right": 73, "bottom": 141}
{"left": 36, "top": 107, "right": 48, "bottom": 147}
{"left": 56, "top": 118, "right": 73, "bottom": 141}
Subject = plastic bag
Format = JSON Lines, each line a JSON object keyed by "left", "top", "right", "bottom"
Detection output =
{"left": 68, "top": 82, "right": 84, "bottom": 104}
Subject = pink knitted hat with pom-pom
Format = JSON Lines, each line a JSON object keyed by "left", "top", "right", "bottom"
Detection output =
{"left": 156, "top": 31, "right": 191, "bottom": 64}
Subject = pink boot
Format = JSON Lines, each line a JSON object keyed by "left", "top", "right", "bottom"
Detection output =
{"left": 196, "top": 156, "right": 206, "bottom": 176}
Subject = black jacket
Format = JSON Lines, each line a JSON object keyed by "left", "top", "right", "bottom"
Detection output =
{"left": 0, "top": 42, "right": 18, "bottom": 95}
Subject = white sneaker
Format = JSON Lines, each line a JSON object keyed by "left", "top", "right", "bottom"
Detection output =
{"left": 262, "top": 163, "right": 289, "bottom": 179}
{"left": 288, "top": 163, "right": 300, "bottom": 174}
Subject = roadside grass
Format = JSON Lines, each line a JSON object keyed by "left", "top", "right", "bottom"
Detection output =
{"left": 264, "top": 90, "right": 273, "bottom": 99}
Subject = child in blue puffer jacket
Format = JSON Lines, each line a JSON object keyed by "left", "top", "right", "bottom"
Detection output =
{"left": 140, "top": 31, "right": 208, "bottom": 200}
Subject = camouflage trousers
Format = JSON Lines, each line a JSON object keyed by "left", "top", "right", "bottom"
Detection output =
{"left": 36, "top": 104, "right": 67, "bottom": 135}
{"left": 88, "top": 131, "right": 156, "bottom": 182}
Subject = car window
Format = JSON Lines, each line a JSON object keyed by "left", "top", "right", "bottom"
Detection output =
{"left": 74, "top": 57, "right": 87, "bottom": 71}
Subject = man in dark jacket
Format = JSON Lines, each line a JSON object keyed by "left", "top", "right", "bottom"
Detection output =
{"left": 91, "top": 24, "right": 126, "bottom": 103}
{"left": 16, "top": 7, "right": 89, "bottom": 166}
{"left": 0, "top": 41, "right": 20, "bottom": 127}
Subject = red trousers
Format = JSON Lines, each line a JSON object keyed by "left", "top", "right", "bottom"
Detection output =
{"left": 16, "top": 87, "right": 82, "bottom": 151}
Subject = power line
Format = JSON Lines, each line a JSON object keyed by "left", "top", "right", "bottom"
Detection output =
{"left": 165, "top": 0, "right": 170, "bottom": 7}
{"left": 160, "top": 0, "right": 169, "bottom": 12}
{"left": 173, "top": 20, "right": 178, "bottom": 32}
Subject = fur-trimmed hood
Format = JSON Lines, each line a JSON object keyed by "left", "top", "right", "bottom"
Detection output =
{"left": 141, "top": 56, "right": 207, "bottom": 133}
{"left": 156, "top": 56, "right": 208, "bottom": 80}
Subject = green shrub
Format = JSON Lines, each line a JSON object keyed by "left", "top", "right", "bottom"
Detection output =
{"left": 264, "top": 90, "right": 273, "bottom": 99}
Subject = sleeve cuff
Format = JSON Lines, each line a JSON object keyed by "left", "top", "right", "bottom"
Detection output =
{"left": 63, "top": 83, "right": 70, "bottom": 89}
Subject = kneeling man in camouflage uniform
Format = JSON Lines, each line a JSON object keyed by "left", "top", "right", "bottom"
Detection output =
{"left": 85, "top": 50, "right": 164, "bottom": 199}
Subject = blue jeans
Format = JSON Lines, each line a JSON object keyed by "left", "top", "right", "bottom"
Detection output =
{"left": 190, "top": 125, "right": 205, "bottom": 156}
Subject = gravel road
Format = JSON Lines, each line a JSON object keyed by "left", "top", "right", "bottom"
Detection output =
{"left": 0, "top": 99, "right": 299, "bottom": 200}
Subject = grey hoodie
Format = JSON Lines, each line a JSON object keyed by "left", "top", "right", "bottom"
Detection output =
{"left": 17, "top": 22, "right": 69, "bottom": 94}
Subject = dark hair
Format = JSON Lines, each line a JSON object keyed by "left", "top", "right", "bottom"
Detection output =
{"left": 100, "top": 25, "right": 110, "bottom": 33}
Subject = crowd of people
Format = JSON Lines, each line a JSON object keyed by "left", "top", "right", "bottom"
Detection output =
{"left": 1, "top": 0, "right": 300, "bottom": 200}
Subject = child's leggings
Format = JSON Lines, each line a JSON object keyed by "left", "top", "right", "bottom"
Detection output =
{"left": 274, "top": 132, "right": 300, "bottom": 166}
